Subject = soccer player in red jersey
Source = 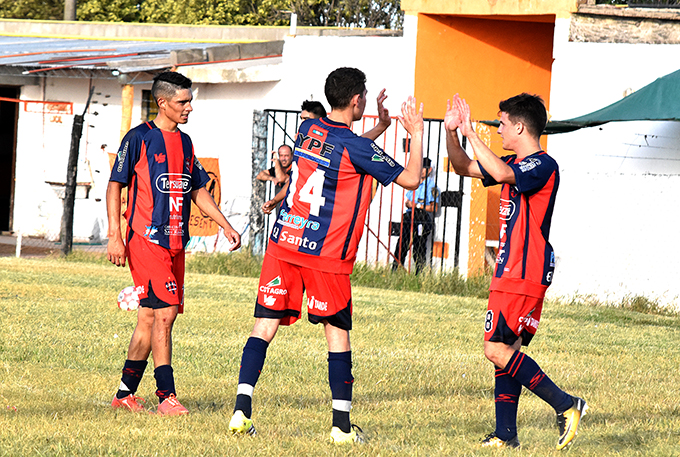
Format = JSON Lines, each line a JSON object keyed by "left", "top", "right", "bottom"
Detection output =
{"left": 107, "top": 72, "right": 241, "bottom": 415}
{"left": 229, "top": 67, "right": 425, "bottom": 443}
{"left": 445, "top": 93, "right": 587, "bottom": 450}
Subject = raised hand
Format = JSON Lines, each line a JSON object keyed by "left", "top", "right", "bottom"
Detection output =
{"left": 262, "top": 199, "right": 276, "bottom": 214}
{"left": 444, "top": 95, "right": 462, "bottom": 132}
{"left": 376, "top": 88, "right": 391, "bottom": 129}
{"left": 455, "top": 95, "right": 475, "bottom": 138}
{"left": 398, "top": 96, "right": 424, "bottom": 136}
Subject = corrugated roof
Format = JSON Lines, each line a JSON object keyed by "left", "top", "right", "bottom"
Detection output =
{"left": 0, "top": 36, "right": 280, "bottom": 75}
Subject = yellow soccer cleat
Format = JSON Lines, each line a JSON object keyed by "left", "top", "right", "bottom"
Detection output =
{"left": 229, "top": 410, "right": 257, "bottom": 436}
{"left": 481, "top": 432, "right": 520, "bottom": 448}
{"left": 556, "top": 396, "right": 588, "bottom": 450}
{"left": 330, "top": 424, "right": 365, "bottom": 444}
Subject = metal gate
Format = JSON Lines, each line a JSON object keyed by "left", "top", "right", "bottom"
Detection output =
{"left": 250, "top": 109, "right": 465, "bottom": 273}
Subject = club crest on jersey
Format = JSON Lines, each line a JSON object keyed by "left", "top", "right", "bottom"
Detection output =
{"left": 499, "top": 199, "right": 516, "bottom": 221}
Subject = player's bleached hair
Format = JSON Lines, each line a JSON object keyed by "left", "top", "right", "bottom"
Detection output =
{"left": 151, "top": 71, "right": 192, "bottom": 105}
{"left": 324, "top": 67, "right": 366, "bottom": 110}
{"left": 301, "top": 100, "right": 327, "bottom": 118}
{"left": 498, "top": 93, "right": 547, "bottom": 138}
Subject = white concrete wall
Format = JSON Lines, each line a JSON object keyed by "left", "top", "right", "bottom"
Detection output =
{"left": 546, "top": 18, "right": 680, "bottom": 307}
{"left": 12, "top": 19, "right": 418, "bottom": 250}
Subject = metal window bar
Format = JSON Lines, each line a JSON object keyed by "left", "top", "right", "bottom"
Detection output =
{"left": 256, "top": 109, "right": 465, "bottom": 273}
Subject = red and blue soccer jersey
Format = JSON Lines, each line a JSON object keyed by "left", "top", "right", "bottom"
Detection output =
{"left": 110, "top": 121, "right": 210, "bottom": 250}
{"left": 267, "top": 117, "right": 404, "bottom": 274}
{"left": 479, "top": 151, "right": 559, "bottom": 298}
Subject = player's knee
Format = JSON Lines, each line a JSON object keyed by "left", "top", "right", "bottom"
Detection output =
{"left": 483, "top": 343, "right": 503, "bottom": 366}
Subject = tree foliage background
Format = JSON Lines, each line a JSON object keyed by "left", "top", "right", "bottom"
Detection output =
{"left": 0, "top": 0, "right": 403, "bottom": 29}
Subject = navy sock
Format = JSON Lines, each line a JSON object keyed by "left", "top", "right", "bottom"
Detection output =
{"left": 116, "top": 359, "right": 148, "bottom": 399}
{"left": 154, "top": 365, "right": 175, "bottom": 402}
{"left": 234, "top": 337, "right": 269, "bottom": 418}
{"left": 494, "top": 366, "right": 521, "bottom": 441}
{"left": 328, "top": 351, "right": 353, "bottom": 433}
{"left": 504, "top": 351, "right": 573, "bottom": 412}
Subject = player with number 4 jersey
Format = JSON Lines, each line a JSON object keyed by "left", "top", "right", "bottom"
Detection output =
{"left": 267, "top": 116, "right": 403, "bottom": 274}
{"left": 229, "top": 68, "right": 426, "bottom": 443}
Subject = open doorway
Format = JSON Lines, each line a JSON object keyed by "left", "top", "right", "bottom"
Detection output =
{"left": 0, "top": 86, "right": 19, "bottom": 233}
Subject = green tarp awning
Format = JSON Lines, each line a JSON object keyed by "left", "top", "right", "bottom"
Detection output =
{"left": 481, "top": 68, "right": 680, "bottom": 134}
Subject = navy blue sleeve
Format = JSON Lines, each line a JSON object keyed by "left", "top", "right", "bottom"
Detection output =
{"left": 110, "top": 126, "right": 146, "bottom": 185}
{"left": 478, "top": 155, "right": 515, "bottom": 188}
{"left": 510, "top": 154, "right": 558, "bottom": 195}
{"left": 347, "top": 137, "right": 404, "bottom": 186}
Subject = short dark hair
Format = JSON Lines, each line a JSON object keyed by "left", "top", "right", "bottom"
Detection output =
{"left": 324, "top": 67, "right": 366, "bottom": 109}
{"left": 301, "top": 100, "right": 327, "bottom": 118}
{"left": 498, "top": 93, "right": 547, "bottom": 138}
{"left": 151, "top": 71, "right": 192, "bottom": 104}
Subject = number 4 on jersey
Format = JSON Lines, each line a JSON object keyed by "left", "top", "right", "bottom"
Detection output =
{"left": 286, "top": 162, "right": 326, "bottom": 217}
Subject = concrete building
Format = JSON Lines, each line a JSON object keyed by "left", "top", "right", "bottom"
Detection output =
{"left": 402, "top": 0, "right": 680, "bottom": 307}
{"left": 3, "top": 2, "right": 680, "bottom": 307}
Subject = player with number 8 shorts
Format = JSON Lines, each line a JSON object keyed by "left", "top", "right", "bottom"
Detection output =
{"left": 445, "top": 93, "right": 587, "bottom": 450}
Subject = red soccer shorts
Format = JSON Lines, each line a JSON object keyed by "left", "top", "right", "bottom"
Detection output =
{"left": 484, "top": 290, "right": 544, "bottom": 346}
{"left": 255, "top": 253, "right": 353, "bottom": 330}
{"left": 126, "top": 231, "right": 185, "bottom": 313}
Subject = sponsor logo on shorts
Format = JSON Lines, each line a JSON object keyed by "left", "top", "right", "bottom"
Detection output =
{"left": 260, "top": 277, "right": 287, "bottom": 296}
{"left": 263, "top": 294, "right": 277, "bottom": 307}
{"left": 165, "top": 280, "right": 177, "bottom": 295}
{"left": 266, "top": 277, "right": 281, "bottom": 287}
{"left": 307, "top": 295, "right": 328, "bottom": 312}
{"left": 518, "top": 312, "right": 539, "bottom": 333}
{"left": 155, "top": 173, "right": 192, "bottom": 194}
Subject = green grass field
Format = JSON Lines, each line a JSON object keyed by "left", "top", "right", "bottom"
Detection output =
{"left": 1, "top": 256, "right": 680, "bottom": 456}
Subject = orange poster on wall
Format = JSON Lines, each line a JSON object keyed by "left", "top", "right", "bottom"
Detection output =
{"left": 189, "top": 157, "right": 221, "bottom": 237}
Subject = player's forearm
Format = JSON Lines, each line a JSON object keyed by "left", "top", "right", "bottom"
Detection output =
{"left": 273, "top": 160, "right": 287, "bottom": 184}
{"left": 446, "top": 129, "right": 480, "bottom": 178}
{"left": 397, "top": 131, "right": 424, "bottom": 190}
{"left": 467, "top": 133, "right": 515, "bottom": 184}
{"left": 361, "top": 122, "right": 388, "bottom": 141}
{"left": 192, "top": 188, "right": 228, "bottom": 226}
{"left": 106, "top": 181, "right": 124, "bottom": 239}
